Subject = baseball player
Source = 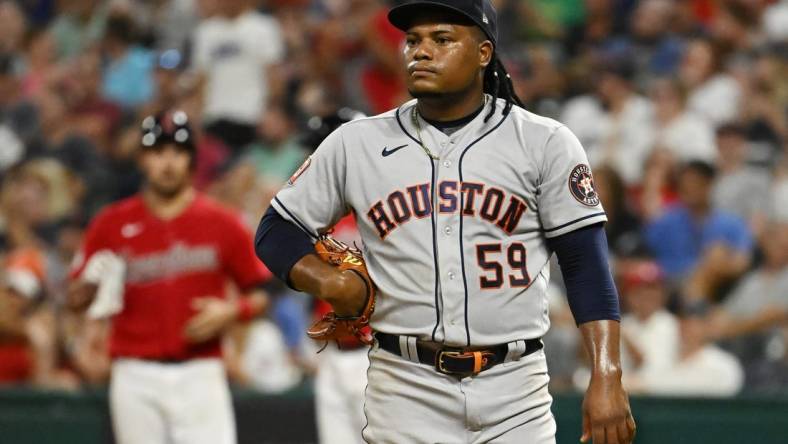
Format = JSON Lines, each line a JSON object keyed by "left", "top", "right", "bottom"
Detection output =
{"left": 256, "top": 1, "right": 636, "bottom": 443}
{"left": 68, "top": 111, "right": 270, "bottom": 444}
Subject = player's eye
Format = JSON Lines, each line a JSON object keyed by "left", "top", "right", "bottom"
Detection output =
{"left": 436, "top": 37, "right": 452, "bottom": 45}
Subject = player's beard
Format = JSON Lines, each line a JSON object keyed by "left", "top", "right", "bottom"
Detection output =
{"left": 147, "top": 171, "right": 191, "bottom": 200}
{"left": 408, "top": 81, "right": 480, "bottom": 105}
{"left": 408, "top": 89, "right": 447, "bottom": 100}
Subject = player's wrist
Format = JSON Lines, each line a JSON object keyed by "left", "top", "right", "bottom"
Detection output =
{"left": 589, "top": 365, "right": 623, "bottom": 381}
{"left": 322, "top": 271, "right": 367, "bottom": 317}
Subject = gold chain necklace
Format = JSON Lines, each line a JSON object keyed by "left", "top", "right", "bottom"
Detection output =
{"left": 410, "top": 106, "right": 439, "bottom": 160}
{"left": 410, "top": 96, "right": 489, "bottom": 161}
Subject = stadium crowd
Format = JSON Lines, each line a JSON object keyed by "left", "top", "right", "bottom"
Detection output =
{"left": 0, "top": 0, "right": 786, "bottom": 399}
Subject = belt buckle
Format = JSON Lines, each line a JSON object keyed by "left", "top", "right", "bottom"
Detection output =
{"left": 436, "top": 349, "right": 484, "bottom": 376}
{"left": 436, "top": 350, "right": 461, "bottom": 375}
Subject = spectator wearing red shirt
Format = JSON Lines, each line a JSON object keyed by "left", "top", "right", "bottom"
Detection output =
{"left": 361, "top": 6, "right": 407, "bottom": 114}
{"left": 68, "top": 111, "right": 269, "bottom": 444}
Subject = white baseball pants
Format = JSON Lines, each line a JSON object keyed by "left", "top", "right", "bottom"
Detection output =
{"left": 362, "top": 342, "right": 556, "bottom": 444}
{"left": 109, "top": 358, "right": 236, "bottom": 444}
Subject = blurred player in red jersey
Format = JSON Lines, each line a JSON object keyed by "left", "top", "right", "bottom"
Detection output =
{"left": 68, "top": 111, "right": 270, "bottom": 444}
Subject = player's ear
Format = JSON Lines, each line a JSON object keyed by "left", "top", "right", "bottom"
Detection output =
{"left": 478, "top": 40, "right": 493, "bottom": 69}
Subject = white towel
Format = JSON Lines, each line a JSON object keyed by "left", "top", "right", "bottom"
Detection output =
{"left": 83, "top": 250, "right": 126, "bottom": 319}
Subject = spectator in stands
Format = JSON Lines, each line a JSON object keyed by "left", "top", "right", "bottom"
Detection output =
{"left": 638, "top": 145, "right": 681, "bottom": 221}
{"left": 649, "top": 76, "right": 717, "bottom": 163}
{"left": 645, "top": 161, "right": 752, "bottom": 284}
{"left": 709, "top": 1, "right": 764, "bottom": 53}
{"left": 62, "top": 50, "right": 122, "bottom": 153}
{"left": 0, "top": 52, "right": 21, "bottom": 111}
{"left": 707, "top": 220, "right": 788, "bottom": 393}
{"left": 763, "top": 0, "right": 788, "bottom": 42}
{"left": 101, "top": 12, "right": 155, "bottom": 109}
{"left": 561, "top": 55, "right": 654, "bottom": 185}
{"left": 712, "top": 124, "right": 771, "bottom": 235}
{"left": 562, "top": 0, "right": 625, "bottom": 57}
{"left": 615, "top": 0, "right": 684, "bottom": 86}
{"left": 679, "top": 38, "right": 741, "bottom": 127}
{"left": 0, "top": 0, "right": 26, "bottom": 54}
{"left": 143, "top": 49, "right": 186, "bottom": 117}
{"left": 0, "top": 247, "right": 78, "bottom": 389}
{"left": 543, "top": 280, "right": 580, "bottom": 392}
{"left": 619, "top": 261, "right": 679, "bottom": 390}
{"left": 0, "top": 53, "right": 26, "bottom": 174}
{"left": 626, "top": 302, "right": 744, "bottom": 397}
{"left": 773, "top": 159, "right": 788, "bottom": 223}
{"left": 593, "top": 165, "right": 644, "bottom": 257}
{"left": 192, "top": 0, "right": 285, "bottom": 151}
{"left": 1, "top": 162, "right": 56, "bottom": 248}
{"left": 227, "top": 316, "right": 304, "bottom": 394}
{"left": 734, "top": 48, "right": 788, "bottom": 166}
{"left": 0, "top": 258, "right": 38, "bottom": 385}
{"left": 49, "top": 0, "right": 109, "bottom": 60}
{"left": 509, "top": 45, "right": 566, "bottom": 118}
{"left": 359, "top": 2, "right": 408, "bottom": 114}
{"left": 516, "top": 0, "right": 586, "bottom": 41}
{"left": 20, "top": 28, "right": 57, "bottom": 98}
{"left": 671, "top": 0, "right": 714, "bottom": 36}
{"left": 245, "top": 105, "right": 308, "bottom": 185}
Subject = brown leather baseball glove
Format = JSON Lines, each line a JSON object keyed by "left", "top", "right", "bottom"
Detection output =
{"left": 307, "top": 235, "right": 376, "bottom": 345}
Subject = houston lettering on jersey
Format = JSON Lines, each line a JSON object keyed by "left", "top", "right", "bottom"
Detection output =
{"left": 366, "top": 181, "right": 527, "bottom": 238}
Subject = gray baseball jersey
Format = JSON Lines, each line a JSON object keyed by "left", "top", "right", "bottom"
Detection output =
{"left": 272, "top": 96, "right": 606, "bottom": 347}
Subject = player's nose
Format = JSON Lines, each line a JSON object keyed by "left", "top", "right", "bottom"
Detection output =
{"left": 410, "top": 42, "right": 433, "bottom": 61}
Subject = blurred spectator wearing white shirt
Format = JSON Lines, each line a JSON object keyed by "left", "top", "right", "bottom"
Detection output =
{"left": 619, "top": 261, "right": 679, "bottom": 389}
{"left": 192, "top": 0, "right": 284, "bottom": 151}
{"left": 561, "top": 56, "right": 655, "bottom": 185}
{"left": 649, "top": 76, "right": 717, "bottom": 163}
{"left": 627, "top": 302, "right": 744, "bottom": 397}
{"left": 763, "top": 0, "right": 788, "bottom": 42}
{"left": 679, "top": 38, "right": 742, "bottom": 127}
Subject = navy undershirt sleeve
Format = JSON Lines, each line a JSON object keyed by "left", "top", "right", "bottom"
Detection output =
{"left": 547, "top": 223, "right": 621, "bottom": 325}
{"left": 255, "top": 205, "right": 314, "bottom": 288}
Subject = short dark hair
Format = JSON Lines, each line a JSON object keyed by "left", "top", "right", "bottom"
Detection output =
{"left": 679, "top": 160, "right": 717, "bottom": 181}
{"left": 105, "top": 13, "right": 137, "bottom": 45}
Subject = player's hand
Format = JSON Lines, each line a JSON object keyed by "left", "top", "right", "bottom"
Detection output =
{"left": 184, "top": 298, "right": 239, "bottom": 343}
{"left": 581, "top": 372, "right": 636, "bottom": 444}
{"left": 326, "top": 270, "right": 369, "bottom": 317}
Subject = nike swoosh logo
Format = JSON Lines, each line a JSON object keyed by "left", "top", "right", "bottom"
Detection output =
{"left": 382, "top": 144, "right": 408, "bottom": 157}
{"left": 121, "top": 223, "right": 144, "bottom": 238}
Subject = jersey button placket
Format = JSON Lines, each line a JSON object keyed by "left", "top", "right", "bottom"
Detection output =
{"left": 432, "top": 143, "right": 464, "bottom": 344}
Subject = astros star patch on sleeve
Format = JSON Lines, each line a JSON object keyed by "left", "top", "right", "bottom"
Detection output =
{"left": 568, "top": 164, "right": 600, "bottom": 207}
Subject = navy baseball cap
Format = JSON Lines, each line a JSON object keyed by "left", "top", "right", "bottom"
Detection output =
{"left": 388, "top": 0, "right": 498, "bottom": 47}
